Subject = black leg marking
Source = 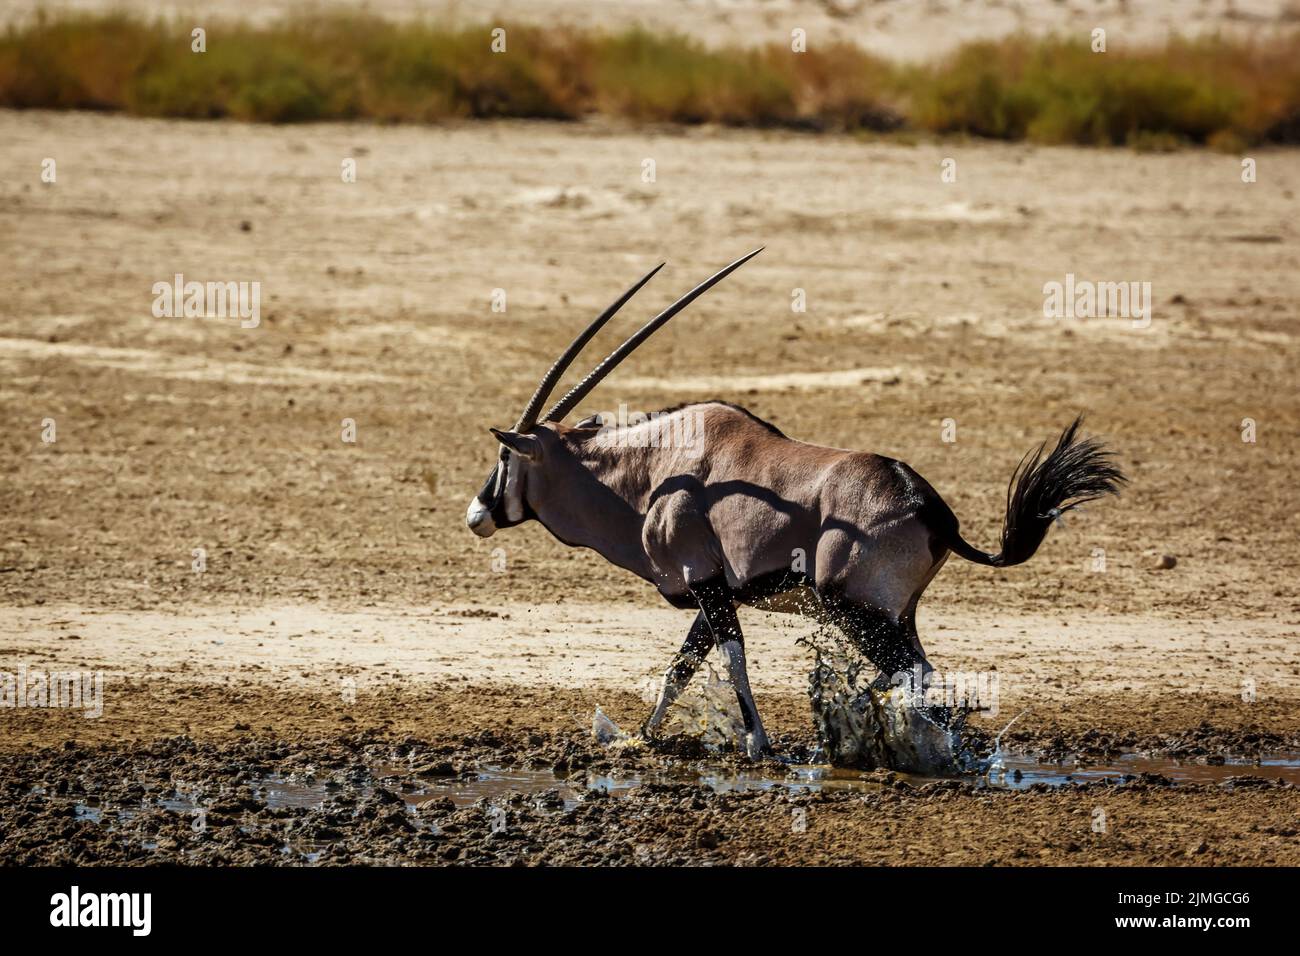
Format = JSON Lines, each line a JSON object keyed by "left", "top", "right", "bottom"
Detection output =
{"left": 818, "top": 593, "right": 924, "bottom": 689}
{"left": 818, "top": 593, "right": 958, "bottom": 727}
{"left": 691, "top": 578, "right": 770, "bottom": 757}
{"left": 665, "top": 609, "right": 714, "bottom": 688}
{"left": 643, "top": 610, "right": 713, "bottom": 737}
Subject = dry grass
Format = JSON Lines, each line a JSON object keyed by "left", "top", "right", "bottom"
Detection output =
{"left": 1, "top": 12, "right": 1298, "bottom": 146}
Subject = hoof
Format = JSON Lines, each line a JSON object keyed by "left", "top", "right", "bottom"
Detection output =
{"left": 638, "top": 720, "right": 665, "bottom": 748}
{"left": 744, "top": 732, "right": 772, "bottom": 761}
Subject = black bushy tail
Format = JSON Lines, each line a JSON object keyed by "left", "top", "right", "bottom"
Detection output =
{"left": 945, "top": 416, "right": 1126, "bottom": 568}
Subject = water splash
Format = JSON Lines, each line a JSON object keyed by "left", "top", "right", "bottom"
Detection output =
{"left": 977, "top": 707, "right": 1029, "bottom": 781}
{"left": 656, "top": 662, "right": 748, "bottom": 749}
{"left": 806, "top": 643, "right": 970, "bottom": 774}
{"left": 590, "top": 706, "right": 645, "bottom": 750}
{"left": 598, "top": 663, "right": 748, "bottom": 752}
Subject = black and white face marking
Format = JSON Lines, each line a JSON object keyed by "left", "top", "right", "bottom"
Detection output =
{"left": 464, "top": 454, "right": 501, "bottom": 537}
{"left": 466, "top": 446, "right": 528, "bottom": 537}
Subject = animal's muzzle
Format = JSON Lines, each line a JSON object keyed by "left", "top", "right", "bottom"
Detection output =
{"left": 466, "top": 496, "right": 496, "bottom": 537}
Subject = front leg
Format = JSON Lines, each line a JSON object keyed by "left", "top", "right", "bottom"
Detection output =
{"left": 690, "top": 578, "right": 771, "bottom": 759}
{"left": 643, "top": 610, "right": 713, "bottom": 738}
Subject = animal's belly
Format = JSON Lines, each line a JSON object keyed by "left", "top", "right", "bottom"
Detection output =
{"left": 730, "top": 560, "right": 819, "bottom": 615}
{"left": 740, "top": 584, "right": 820, "bottom": 616}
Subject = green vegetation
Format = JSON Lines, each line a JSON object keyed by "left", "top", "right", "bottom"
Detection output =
{"left": 2, "top": 12, "right": 1298, "bottom": 146}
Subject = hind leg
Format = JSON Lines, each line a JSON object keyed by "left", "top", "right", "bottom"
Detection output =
{"left": 821, "top": 596, "right": 960, "bottom": 728}
{"left": 898, "top": 605, "right": 955, "bottom": 726}
{"left": 813, "top": 517, "right": 940, "bottom": 677}
{"left": 819, "top": 596, "right": 929, "bottom": 692}
{"left": 814, "top": 518, "right": 947, "bottom": 692}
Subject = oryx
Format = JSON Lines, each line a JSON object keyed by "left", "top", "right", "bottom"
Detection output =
{"left": 466, "top": 250, "right": 1125, "bottom": 757}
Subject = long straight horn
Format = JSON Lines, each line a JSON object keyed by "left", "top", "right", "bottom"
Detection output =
{"left": 512, "top": 261, "right": 666, "bottom": 431}
{"left": 542, "top": 247, "right": 763, "bottom": 424}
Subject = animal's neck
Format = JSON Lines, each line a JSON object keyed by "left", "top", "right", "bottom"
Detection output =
{"left": 529, "top": 444, "right": 654, "bottom": 582}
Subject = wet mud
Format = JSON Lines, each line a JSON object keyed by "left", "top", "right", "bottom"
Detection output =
{"left": 3, "top": 726, "right": 1297, "bottom": 866}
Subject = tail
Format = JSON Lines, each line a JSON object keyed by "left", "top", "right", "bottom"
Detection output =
{"left": 942, "top": 416, "right": 1126, "bottom": 568}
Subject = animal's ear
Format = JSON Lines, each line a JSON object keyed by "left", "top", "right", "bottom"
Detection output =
{"left": 489, "top": 427, "right": 542, "bottom": 462}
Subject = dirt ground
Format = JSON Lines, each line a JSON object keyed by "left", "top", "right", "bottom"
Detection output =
{"left": 1, "top": 109, "right": 1298, "bottom": 864}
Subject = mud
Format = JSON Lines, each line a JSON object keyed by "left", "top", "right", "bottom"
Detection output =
{"left": 3, "top": 680, "right": 1299, "bottom": 866}
{"left": 4, "top": 728, "right": 1298, "bottom": 866}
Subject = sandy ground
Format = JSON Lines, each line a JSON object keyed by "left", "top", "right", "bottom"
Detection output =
{"left": 2, "top": 111, "right": 1297, "bottom": 617}
{"left": 3, "top": 0, "right": 1296, "bottom": 59}
{"left": 1, "top": 109, "right": 1298, "bottom": 864}
{"left": 1, "top": 601, "right": 1298, "bottom": 708}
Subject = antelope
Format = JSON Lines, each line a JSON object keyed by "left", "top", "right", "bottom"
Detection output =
{"left": 466, "top": 250, "right": 1125, "bottom": 758}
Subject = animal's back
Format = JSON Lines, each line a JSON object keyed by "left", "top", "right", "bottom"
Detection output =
{"left": 645, "top": 403, "right": 931, "bottom": 597}
{"left": 689, "top": 402, "right": 921, "bottom": 519}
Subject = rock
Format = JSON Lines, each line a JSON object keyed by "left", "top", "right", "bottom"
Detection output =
{"left": 416, "top": 761, "right": 457, "bottom": 777}
{"left": 1155, "top": 554, "right": 1177, "bottom": 570}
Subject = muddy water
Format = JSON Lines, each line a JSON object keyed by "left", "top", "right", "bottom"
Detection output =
{"left": 35, "top": 749, "right": 1299, "bottom": 867}
{"left": 993, "top": 752, "right": 1300, "bottom": 788}
{"left": 58, "top": 752, "right": 1300, "bottom": 828}
{"left": 355, "top": 752, "right": 1300, "bottom": 811}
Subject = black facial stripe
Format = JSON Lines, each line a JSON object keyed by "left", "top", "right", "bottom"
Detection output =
{"left": 496, "top": 451, "right": 509, "bottom": 499}
{"left": 477, "top": 446, "right": 531, "bottom": 528}
{"left": 476, "top": 462, "right": 501, "bottom": 506}
{"left": 480, "top": 450, "right": 512, "bottom": 519}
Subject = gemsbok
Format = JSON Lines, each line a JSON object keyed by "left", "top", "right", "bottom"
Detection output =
{"left": 466, "top": 250, "right": 1125, "bottom": 758}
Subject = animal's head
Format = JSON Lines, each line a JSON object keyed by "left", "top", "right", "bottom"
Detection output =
{"left": 466, "top": 248, "right": 763, "bottom": 538}
{"left": 465, "top": 426, "right": 545, "bottom": 538}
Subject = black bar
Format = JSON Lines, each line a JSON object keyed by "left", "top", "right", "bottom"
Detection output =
{"left": 0, "top": 866, "right": 1279, "bottom": 939}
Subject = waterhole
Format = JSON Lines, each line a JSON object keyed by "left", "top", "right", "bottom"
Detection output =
{"left": 399, "top": 752, "right": 1300, "bottom": 810}
{"left": 59, "top": 752, "right": 1300, "bottom": 827}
